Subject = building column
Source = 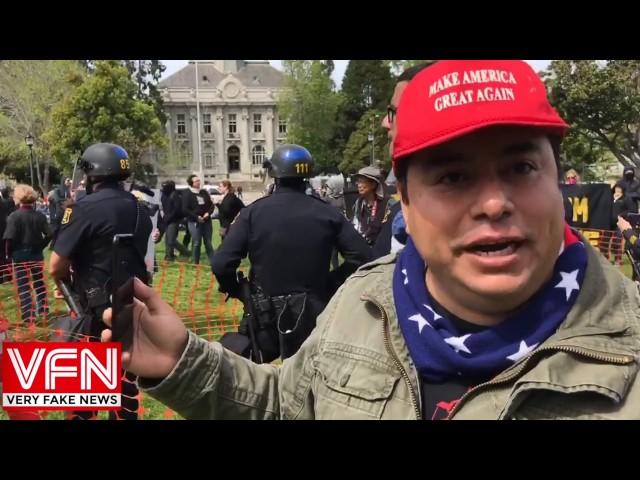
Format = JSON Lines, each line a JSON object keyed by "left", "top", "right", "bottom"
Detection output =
{"left": 265, "top": 108, "right": 275, "bottom": 157}
{"left": 189, "top": 107, "right": 198, "bottom": 172}
{"left": 215, "top": 107, "right": 226, "bottom": 176}
{"left": 240, "top": 107, "right": 250, "bottom": 178}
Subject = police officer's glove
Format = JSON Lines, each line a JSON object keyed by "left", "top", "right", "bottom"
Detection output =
{"left": 220, "top": 282, "right": 241, "bottom": 300}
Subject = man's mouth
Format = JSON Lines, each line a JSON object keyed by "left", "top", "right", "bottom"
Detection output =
{"left": 465, "top": 239, "right": 525, "bottom": 257}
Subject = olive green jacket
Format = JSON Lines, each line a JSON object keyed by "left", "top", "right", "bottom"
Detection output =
{"left": 142, "top": 243, "right": 640, "bottom": 419}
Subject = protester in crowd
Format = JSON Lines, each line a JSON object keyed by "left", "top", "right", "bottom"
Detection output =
{"left": 3, "top": 184, "right": 52, "bottom": 323}
{"left": 216, "top": 180, "right": 244, "bottom": 241}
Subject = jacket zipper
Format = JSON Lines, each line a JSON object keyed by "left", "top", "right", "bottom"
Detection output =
{"left": 447, "top": 345, "right": 635, "bottom": 419}
{"left": 363, "top": 295, "right": 422, "bottom": 420}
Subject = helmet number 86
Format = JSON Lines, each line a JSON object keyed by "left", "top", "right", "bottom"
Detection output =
{"left": 120, "top": 159, "right": 130, "bottom": 170}
{"left": 295, "top": 163, "right": 309, "bottom": 174}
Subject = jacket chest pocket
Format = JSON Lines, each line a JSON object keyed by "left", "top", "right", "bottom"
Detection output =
{"left": 313, "top": 351, "right": 400, "bottom": 419}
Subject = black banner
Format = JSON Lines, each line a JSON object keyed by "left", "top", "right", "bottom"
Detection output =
{"left": 561, "top": 183, "right": 617, "bottom": 255}
{"left": 560, "top": 183, "right": 613, "bottom": 230}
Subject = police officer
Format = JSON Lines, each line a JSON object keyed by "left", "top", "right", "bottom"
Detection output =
{"left": 212, "top": 144, "right": 373, "bottom": 363}
{"left": 49, "top": 143, "right": 152, "bottom": 420}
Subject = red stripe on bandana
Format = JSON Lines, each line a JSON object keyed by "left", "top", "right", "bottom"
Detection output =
{"left": 564, "top": 223, "right": 580, "bottom": 248}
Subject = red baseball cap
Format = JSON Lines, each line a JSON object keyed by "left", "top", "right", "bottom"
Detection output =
{"left": 392, "top": 60, "right": 569, "bottom": 164}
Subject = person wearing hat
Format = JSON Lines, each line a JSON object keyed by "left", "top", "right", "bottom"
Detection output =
{"left": 616, "top": 166, "right": 640, "bottom": 211}
{"left": 352, "top": 165, "right": 392, "bottom": 245}
{"left": 100, "top": 61, "right": 640, "bottom": 419}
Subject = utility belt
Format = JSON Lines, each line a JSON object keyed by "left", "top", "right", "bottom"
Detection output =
{"left": 251, "top": 289, "right": 308, "bottom": 334}
{"left": 221, "top": 283, "right": 316, "bottom": 363}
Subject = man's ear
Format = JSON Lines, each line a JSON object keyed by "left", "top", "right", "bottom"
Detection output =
{"left": 398, "top": 181, "right": 410, "bottom": 236}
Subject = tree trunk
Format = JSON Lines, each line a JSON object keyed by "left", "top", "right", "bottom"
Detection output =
{"left": 43, "top": 160, "right": 50, "bottom": 193}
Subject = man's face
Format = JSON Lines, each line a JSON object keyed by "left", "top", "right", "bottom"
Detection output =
{"left": 565, "top": 171, "right": 578, "bottom": 184}
{"left": 65, "top": 178, "right": 72, "bottom": 187}
{"left": 400, "top": 126, "right": 565, "bottom": 317}
{"left": 356, "top": 176, "right": 378, "bottom": 197}
{"left": 192, "top": 176, "right": 201, "bottom": 189}
{"left": 382, "top": 81, "right": 409, "bottom": 157}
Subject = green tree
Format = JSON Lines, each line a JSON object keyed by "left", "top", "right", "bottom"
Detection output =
{"left": 385, "top": 60, "right": 436, "bottom": 76}
{"left": 278, "top": 60, "right": 343, "bottom": 173}
{"left": 339, "top": 109, "right": 388, "bottom": 174}
{"left": 0, "top": 60, "right": 85, "bottom": 191}
{"left": 123, "top": 60, "right": 168, "bottom": 125}
{"left": 543, "top": 60, "right": 640, "bottom": 171}
{"left": 337, "top": 61, "right": 395, "bottom": 146}
{"left": 45, "top": 60, "right": 168, "bottom": 182}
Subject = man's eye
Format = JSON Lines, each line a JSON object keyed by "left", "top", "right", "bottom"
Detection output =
{"left": 438, "top": 172, "right": 466, "bottom": 185}
{"left": 513, "top": 162, "right": 535, "bottom": 175}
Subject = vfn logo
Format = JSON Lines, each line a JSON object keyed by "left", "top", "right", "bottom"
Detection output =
{"left": 2, "top": 342, "right": 122, "bottom": 411}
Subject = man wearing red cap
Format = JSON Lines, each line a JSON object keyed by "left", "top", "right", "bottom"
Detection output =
{"left": 100, "top": 60, "right": 640, "bottom": 419}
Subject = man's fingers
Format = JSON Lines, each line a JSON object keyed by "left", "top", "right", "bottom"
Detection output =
{"left": 102, "top": 307, "right": 113, "bottom": 327}
{"left": 101, "top": 329, "right": 112, "bottom": 342}
{"left": 133, "top": 277, "right": 173, "bottom": 314}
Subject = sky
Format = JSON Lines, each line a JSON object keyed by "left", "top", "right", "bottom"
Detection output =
{"left": 159, "top": 60, "right": 552, "bottom": 88}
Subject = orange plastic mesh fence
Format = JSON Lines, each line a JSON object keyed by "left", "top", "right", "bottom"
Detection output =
{"left": 0, "top": 259, "right": 245, "bottom": 420}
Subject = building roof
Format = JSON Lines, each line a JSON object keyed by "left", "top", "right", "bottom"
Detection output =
{"left": 159, "top": 61, "right": 285, "bottom": 89}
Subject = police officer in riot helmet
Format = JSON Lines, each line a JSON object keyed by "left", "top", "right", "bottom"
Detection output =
{"left": 212, "top": 144, "right": 372, "bottom": 363}
{"left": 49, "top": 143, "right": 152, "bottom": 420}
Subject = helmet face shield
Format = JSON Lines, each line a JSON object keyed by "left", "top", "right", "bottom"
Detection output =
{"left": 76, "top": 157, "right": 93, "bottom": 173}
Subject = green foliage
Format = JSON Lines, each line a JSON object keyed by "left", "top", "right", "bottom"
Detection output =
{"left": 544, "top": 60, "right": 640, "bottom": 172}
{"left": 278, "top": 61, "right": 343, "bottom": 173}
{"left": 335, "top": 61, "right": 395, "bottom": 151}
{"left": 0, "top": 60, "right": 85, "bottom": 189}
{"left": 339, "top": 109, "right": 388, "bottom": 174}
{"left": 45, "top": 61, "right": 168, "bottom": 181}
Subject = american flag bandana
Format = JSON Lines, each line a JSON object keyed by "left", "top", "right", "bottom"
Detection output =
{"left": 393, "top": 225, "right": 587, "bottom": 382}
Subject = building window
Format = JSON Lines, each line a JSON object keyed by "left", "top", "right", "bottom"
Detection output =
{"left": 228, "top": 114, "right": 237, "bottom": 134}
{"left": 176, "top": 143, "right": 191, "bottom": 169}
{"left": 177, "top": 114, "right": 186, "bottom": 135}
{"left": 253, "top": 113, "right": 262, "bottom": 133}
{"left": 203, "top": 113, "right": 212, "bottom": 134}
{"left": 278, "top": 119, "right": 287, "bottom": 135}
{"left": 228, "top": 146, "right": 240, "bottom": 172}
{"left": 252, "top": 144, "right": 265, "bottom": 166}
{"left": 204, "top": 152, "right": 214, "bottom": 169}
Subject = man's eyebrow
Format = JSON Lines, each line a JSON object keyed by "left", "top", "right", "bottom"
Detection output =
{"left": 420, "top": 153, "right": 467, "bottom": 169}
{"left": 502, "top": 141, "right": 540, "bottom": 156}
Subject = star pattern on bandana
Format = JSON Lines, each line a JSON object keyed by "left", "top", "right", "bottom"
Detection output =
{"left": 444, "top": 334, "right": 472, "bottom": 354}
{"left": 408, "top": 313, "right": 431, "bottom": 333}
{"left": 424, "top": 304, "right": 443, "bottom": 321}
{"left": 555, "top": 269, "right": 580, "bottom": 301}
{"left": 506, "top": 340, "right": 539, "bottom": 363}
